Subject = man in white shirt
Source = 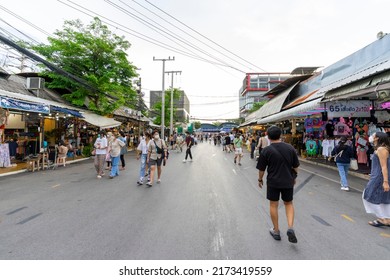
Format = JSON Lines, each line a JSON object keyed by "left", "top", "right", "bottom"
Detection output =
{"left": 94, "top": 131, "right": 108, "bottom": 179}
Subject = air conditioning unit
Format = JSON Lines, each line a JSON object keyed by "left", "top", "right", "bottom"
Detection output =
{"left": 26, "top": 77, "right": 45, "bottom": 89}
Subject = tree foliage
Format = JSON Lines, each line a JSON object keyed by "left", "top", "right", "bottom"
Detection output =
{"left": 33, "top": 17, "right": 138, "bottom": 115}
{"left": 152, "top": 88, "right": 181, "bottom": 126}
{"left": 193, "top": 121, "right": 202, "bottom": 129}
{"left": 249, "top": 100, "right": 267, "bottom": 113}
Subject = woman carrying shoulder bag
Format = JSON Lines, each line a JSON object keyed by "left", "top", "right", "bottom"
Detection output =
{"left": 363, "top": 132, "right": 390, "bottom": 227}
{"left": 331, "top": 136, "right": 354, "bottom": 191}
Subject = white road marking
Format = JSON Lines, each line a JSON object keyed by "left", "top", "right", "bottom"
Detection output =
{"left": 213, "top": 231, "right": 225, "bottom": 253}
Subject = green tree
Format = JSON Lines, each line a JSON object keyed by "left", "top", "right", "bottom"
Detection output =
{"left": 152, "top": 88, "right": 181, "bottom": 126}
{"left": 193, "top": 121, "right": 202, "bottom": 129}
{"left": 33, "top": 17, "right": 138, "bottom": 115}
{"left": 249, "top": 100, "right": 267, "bottom": 113}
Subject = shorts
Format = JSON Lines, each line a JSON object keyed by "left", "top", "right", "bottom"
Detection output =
{"left": 235, "top": 147, "right": 243, "bottom": 155}
{"left": 267, "top": 187, "right": 294, "bottom": 202}
{"left": 149, "top": 157, "right": 163, "bottom": 167}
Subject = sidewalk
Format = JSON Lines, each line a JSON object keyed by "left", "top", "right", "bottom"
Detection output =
{"left": 299, "top": 157, "right": 370, "bottom": 181}
{"left": 0, "top": 156, "right": 91, "bottom": 177}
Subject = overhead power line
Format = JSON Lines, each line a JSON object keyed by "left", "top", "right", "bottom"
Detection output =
{"left": 124, "top": 0, "right": 255, "bottom": 72}
{"left": 58, "top": 0, "right": 238, "bottom": 69}
{"left": 144, "top": 0, "right": 267, "bottom": 72}
{"left": 104, "top": 0, "right": 246, "bottom": 73}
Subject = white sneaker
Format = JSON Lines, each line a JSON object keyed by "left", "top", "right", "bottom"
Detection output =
{"left": 341, "top": 186, "right": 350, "bottom": 191}
{"left": 157, "top": 179, "right": 161, "bottom": 184}
{"left": 183, "top": 159, "right": 186, "bottom": 163}
{"left": 97, "top": 175, "right": 102, "bottom": 179}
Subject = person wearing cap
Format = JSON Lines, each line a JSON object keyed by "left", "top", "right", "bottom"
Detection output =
{"left": 331, "top": 136, "right": 355, "bottom": 191}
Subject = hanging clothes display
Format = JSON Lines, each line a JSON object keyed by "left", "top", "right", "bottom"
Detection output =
{"left": 322, "top": 138, "right": 335, "bottom": 157}
{"left": 0, "top": 143, "right": 11, "bottom": 167}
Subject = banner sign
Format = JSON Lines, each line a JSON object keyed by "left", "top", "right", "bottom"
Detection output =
{"left": 0, "top": 96, "right": 50, "bottom": 114}
{"left": 327, "top": 100, "right": 371, "bottom": 118}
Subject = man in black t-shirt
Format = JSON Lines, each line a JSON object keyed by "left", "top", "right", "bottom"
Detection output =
{"left": 256, "top": 126, "right": 300, "bottom": 243}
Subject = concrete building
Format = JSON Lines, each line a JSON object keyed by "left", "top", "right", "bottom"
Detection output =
{"left": 239, "top": 72, "right": 292, "bottom": 118}
{"left": 150, "top": 90, "right": 190, "bottom": 123}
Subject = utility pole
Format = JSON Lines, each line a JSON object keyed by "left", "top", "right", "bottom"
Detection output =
{"left": 153, "top": 56, "right": 175, "bottom": 140}
{"left": 165, "top": 71, "right": 182, "bottom": 137}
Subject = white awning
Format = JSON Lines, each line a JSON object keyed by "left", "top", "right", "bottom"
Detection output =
{"left": 258, "top": 98, "right": 324, "bottom": 124}
{"left": 254, "top": 81, "right": 300, "bottom": 120}
{"left": 81, "top": 110, "right": 121, "bottom": 129}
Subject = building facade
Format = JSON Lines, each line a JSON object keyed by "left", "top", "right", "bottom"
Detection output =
{"left": 239, "top": 72, "right": 292, "bottom": 118}
{"left": 150, "top": 90, "right": 190, "bottom": 123}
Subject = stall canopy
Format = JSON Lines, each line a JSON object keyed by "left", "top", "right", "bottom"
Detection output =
{"left": 51, "top": 106, "right": 83, "bottom": 118}
{"left": 81, "top": 110, "right": 121, "bottom": 129}
{"left": 258, "top": 98, "right": 324, "bottom": 124}
{"left": 253, "top": 81, "right": 300, "bottom": 121}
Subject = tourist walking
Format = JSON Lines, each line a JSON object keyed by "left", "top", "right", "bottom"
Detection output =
{"left": 146, "top": 130, "right": 168, "bottom": 186}
{"left": 233, "top": 133, "right": 243, "bottom": 165}
{"left": 331, "top": 136, "right": 354, "bottom": 191}
{"left": 256, "top": 132, "right": 270, "bottom": 158}
{"left": 250, "top": 134, "right": 257, "bottom": 159}
{"left": 183, "top": 132, "right": 194, "bottom": 162}
{"left": 363, "top": 132, "right": 390, "bottom": 227}
{"left": 94, "top": 131, "right": 108, "bottom": 179}
{"left": 108, "top": 132, "right": 125, "bottom": 179}
{"left": 118, "top": 131, "right": 127, "bottom": 170}
{"left": 256, "top": 126, "right": 300, "bottom": 243}
{"left": 105, "top": 131, "right": 113, "bottom": 171}
{"left": 136, "top": 132, "right": 151, "bottom": 185}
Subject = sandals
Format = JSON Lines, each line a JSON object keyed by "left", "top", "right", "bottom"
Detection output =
{"left": 368, "top": 219, "right": 390, "bottom": 227}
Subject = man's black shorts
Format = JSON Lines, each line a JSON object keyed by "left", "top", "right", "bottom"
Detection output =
{"left": 267, "top": 187, "right": 294, "bottom": 202}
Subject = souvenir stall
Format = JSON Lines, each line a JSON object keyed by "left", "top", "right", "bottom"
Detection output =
{"left": 0, "top": 108, "right": 11, "bottom": 167}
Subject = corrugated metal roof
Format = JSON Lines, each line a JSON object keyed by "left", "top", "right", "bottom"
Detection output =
{"left": 254, "top": 81, "right": 300, "bottom": 120}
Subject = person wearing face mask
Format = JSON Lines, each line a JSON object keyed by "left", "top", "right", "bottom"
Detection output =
{"left": 331, "top": 136, "right": 355, "bottom": 191}
{"left": 233, "top": 133, "right": 244, "bottom": 166}
{"left": 94, "top": 131, "right": 108, "bottom": 179}
{"left": 108, "top": 132, "right": 125, "bottom": 179}
{"left": 136, "top": 132, "right": 151, "bottom": 185}
{"left": 146, "top": 130, "right": 168, "bottom": 187}
{"left": 363, "top": 132, "right": 390, "bottom": 227}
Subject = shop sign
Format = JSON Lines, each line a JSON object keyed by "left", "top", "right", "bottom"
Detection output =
{"left": 0, "top": 96, "right": 50, "bottom": 114}
{"left": 327, "top": 100, "right": 371, "bottom": 118}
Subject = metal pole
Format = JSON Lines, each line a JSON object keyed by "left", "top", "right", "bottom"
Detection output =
{"left": 153, "top": 56, "right": 175, "bottom": 140}
{"left": 165, "top": 71, "right": 182, "bottom": 136}
{"left": 161, "top": 60, "right": 165, "bottom": 140}
{"left": 170, "top": 73, "right": 174, "bottom": 136}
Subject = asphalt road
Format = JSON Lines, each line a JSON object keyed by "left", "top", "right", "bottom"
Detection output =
{"left": 0, "top": 142, "right": 389, "bottom": 260}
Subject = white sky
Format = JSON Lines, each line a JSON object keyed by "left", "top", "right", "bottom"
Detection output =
{"left": 0, "top": 0, "right": 389, "bottom": 121}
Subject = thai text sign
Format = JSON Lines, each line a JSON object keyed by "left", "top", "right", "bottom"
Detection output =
{"left": 327, "top": 100, "right": 371, "bottom": 118}
{"left": 0, "top": 96, "right": 50, "bottom": 114}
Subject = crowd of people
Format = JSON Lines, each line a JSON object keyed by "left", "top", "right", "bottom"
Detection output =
{"left": 89, "top": 126, "right": 390, "bottom": 242}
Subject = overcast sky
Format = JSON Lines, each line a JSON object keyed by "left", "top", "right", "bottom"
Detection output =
{"left": 0, "top": 0, "right": 389, "bottom": 121}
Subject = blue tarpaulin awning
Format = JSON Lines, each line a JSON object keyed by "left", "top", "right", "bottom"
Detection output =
{"left": 51, "top": 106, "right": 83, "bottom": 118}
